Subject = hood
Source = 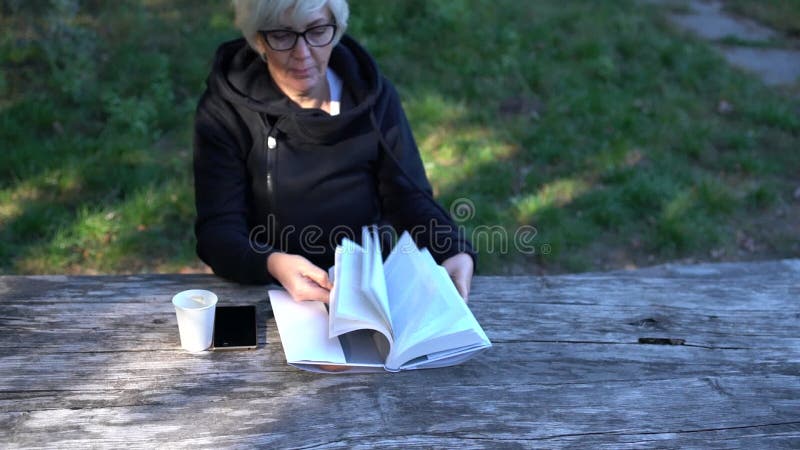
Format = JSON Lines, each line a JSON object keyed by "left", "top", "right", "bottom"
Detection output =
{"left": 206, "top": 35, "right": 384, "bottom": 144}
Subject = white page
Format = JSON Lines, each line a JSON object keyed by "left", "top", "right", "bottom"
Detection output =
{"left": 383, "top": 233, "right": 490, "bottom": 369}
{"left": 412, "top": 249, "right": 490, "bottom": 345}
{"left": 328, "top": 244, "right": 354, "bottom": 337}
{"left": 382, "top": 233, "right": 425, "bottom": 342}
{"left": 388, "top": 271, "right": 461, "bottom": 362}
{"left": 359, "top": 227, "right": 391, "bottom": 329}
{"left": 399, "top": 343, "right": 490, "bottom": 370}
{"left": 386, "top": 277, "right": 490, "bottom": 370}
{"left": 384, "top": 234, "right": 456, "bottom": 345}
{"left": 268, "top": 290, "right": 346, "bottom": 365}
{"left": 399, "top": 255, "right": 492, "bottom": 368}
{"left": 330, "top": 239, "right": 365, "bottom": 322}
{"left": 371, "top": 227, "right": 391, "bottom": 326}
{"left": 329, "top": 238, "right": 393, "bottom": 343}
{"left": 360, "top": 226, "right": 373, "bottom": 304}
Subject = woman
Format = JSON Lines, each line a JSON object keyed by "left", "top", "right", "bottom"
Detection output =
{"left": 194, "top": 0, "right": 475, "bottom": 303}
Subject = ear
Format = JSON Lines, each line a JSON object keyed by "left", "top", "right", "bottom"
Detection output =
{"left": 252, "top": 34, "right": 269, "bottom": 61}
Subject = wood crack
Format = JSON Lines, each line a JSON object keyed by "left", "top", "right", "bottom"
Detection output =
{"left": 491, "top": 339, "right": 750, "bottom": 350}
{"left": 528, "top": 420, "right": 800, "bottom": 441}
{"left": 288, "top": 421, "right": 800, "bottom": 447}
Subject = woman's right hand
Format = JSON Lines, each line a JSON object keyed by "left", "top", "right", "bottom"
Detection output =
{"left": 267, "top": 252, "right": 333, "bottom": 303}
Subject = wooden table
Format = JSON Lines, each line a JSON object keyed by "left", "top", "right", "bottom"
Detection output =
{"left": 2, "top": 259, "right": 799, "bottom": 448}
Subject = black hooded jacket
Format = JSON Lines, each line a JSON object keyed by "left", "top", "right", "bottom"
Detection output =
{"left": 194, "top": 36, "right": 474, "bottom": 284}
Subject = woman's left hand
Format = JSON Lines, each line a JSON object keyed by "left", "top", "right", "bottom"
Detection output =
{"left": 441, "top": 252, "right": 474, "bottom": 302}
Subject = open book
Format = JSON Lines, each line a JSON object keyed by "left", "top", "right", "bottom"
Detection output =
{"left": 268, "top": 227, "right": 491, "bottom": 373}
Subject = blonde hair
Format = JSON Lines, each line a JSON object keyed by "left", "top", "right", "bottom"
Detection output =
{"left": 233, "top": 0, "right": 349, "bottom": 51}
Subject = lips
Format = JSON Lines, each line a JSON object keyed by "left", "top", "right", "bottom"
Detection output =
{"left": 290, "top": 67, "right": 315, "bottom": 77}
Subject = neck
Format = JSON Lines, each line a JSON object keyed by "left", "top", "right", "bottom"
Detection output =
{"left": 291, "top": 87, "right": 330, "bottom": 111}
{"left": 272, "top": 68, "right": 331, "bottom": 112}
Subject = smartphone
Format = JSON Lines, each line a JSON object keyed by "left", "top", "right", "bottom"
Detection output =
{"left": 213, "top": 305, "right": 257, "bottom": 350}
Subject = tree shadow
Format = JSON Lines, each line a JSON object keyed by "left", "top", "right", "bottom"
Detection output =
{"left": 3, "top": 1, "right": 799, "bottom": 276}
{"left": 365, "top": 1, "right": 800, "bottom": 274}
{"left": 0, "top": 1, "right": 234, "bottom": 274}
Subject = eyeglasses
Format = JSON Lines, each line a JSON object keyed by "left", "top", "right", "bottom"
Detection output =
{"left": 259, "top": 24, "right": 337, "bottom": 51}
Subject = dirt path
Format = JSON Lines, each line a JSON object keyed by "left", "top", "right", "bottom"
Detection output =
{"left": 643, "top": 0, "right": 800, "bottom": 87}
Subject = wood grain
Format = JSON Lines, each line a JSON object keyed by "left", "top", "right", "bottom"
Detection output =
{"left": 1, "top": 259, "right": 799, "bottom": 448}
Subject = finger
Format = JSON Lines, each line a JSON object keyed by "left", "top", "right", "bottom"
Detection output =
{"left": 301, "top": 265, "right": 333, "bottom": 290}
{"left": 461, "top": 273, "right": 471, "bottom": 302}
{"left": 450, "top": 274, "right": 469, "bottom": 302}
{"left": 456, "top": 279, "right": 469, "bottom": 302}
{"left": 293, "top": 282, "right": 331, "bottom": 303}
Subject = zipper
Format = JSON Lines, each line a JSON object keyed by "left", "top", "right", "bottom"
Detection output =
{"left": 266, "top": 134, "right": 278, "bottom": 224}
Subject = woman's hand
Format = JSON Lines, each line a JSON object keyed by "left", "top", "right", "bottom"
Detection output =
{"left": 441, "top": 252, "right": 474, "bottom": 302}
{"left": 267, "top": 252, "right": 333, "bottom": 303}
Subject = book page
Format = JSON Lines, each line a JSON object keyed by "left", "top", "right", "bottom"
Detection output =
{"left": 329, "top": 239, "right": 366, "bottom": 322}
{"left": 269, "top": 289, "right": 388, "bottom": 372}
{"left": 383, "top": 233, "right": 455, "bottom": 343}
{"left": 392, "top": 308, "right": 491, "bottom": 371}
{"left": 397, "top": 342, "right": 490, "bottom": 371}
{"left": 382, "top": 233, "right": 490, "bottom": 370}
{"left": 339, "top": 330, "right": 386, "bottom": 366}
{"left": 421, "top": 249, "right": 489, "bottom": 343}
{"left": 328, "top": 238, "right": 394, "bottom": 352}
{"left": 414, "top": 249, "right": 490, "bottom": 346}
{"left": 360, "top": 227, "right": 392, "bottom": 330}
{"left": 268, "top": 290, "right": 347, "bottom": 365}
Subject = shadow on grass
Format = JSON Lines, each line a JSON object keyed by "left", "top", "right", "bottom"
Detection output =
{"left": 0, "top": 1, "right": 235, "bottom": 274}
{"left": 2, "top": 0, "right": 799, "bottom": 275}
{"left": 374, "top": 0, "right": 800, "bottom": 274}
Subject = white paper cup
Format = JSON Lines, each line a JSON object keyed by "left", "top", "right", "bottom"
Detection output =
{"left": 172, "top": 289, "right": 218, "bottom": 352}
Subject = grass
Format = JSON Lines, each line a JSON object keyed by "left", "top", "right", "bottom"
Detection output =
{"left": 0, "top": 0, "right": 231, "bottom": 273}
{"left": 1, "top": 0, "right": 799, "bottom": 276}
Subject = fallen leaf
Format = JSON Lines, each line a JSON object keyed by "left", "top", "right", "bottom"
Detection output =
{"left": 736, "top": 230, "right": 756, "bottom": 252}
{"left": 717, "top": 99, "right": 734, "bottom": 115}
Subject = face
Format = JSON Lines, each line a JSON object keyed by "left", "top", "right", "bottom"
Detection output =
{"left": 259, "top": 8, "right": 335, "bottom": 100}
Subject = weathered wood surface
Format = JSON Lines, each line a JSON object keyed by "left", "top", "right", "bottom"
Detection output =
{"left": 1, "top": 259, "right": 799, "bottom": 448}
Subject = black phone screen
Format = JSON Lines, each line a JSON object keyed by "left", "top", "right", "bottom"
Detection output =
{"left": 213, "top": 305, "right": 257, "bottom": 350}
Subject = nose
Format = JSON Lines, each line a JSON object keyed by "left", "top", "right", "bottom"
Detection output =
{"left": 291, "top": 37, "right": 311, "bottom": 58}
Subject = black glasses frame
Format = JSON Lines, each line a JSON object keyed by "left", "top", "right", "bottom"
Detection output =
{"left": 259, "top": 24, "right": 338, "bottom": 51}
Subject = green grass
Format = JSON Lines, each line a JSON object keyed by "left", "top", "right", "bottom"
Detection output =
{"left": 1, "top": 0, "right": 799, "bottom": 275}
{"left": 0, "top": 0, "right": 232, "bottom": 273}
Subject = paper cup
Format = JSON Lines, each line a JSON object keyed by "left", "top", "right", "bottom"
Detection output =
{"left": 172, "top": 289, "right": 218, "bottom": 352}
